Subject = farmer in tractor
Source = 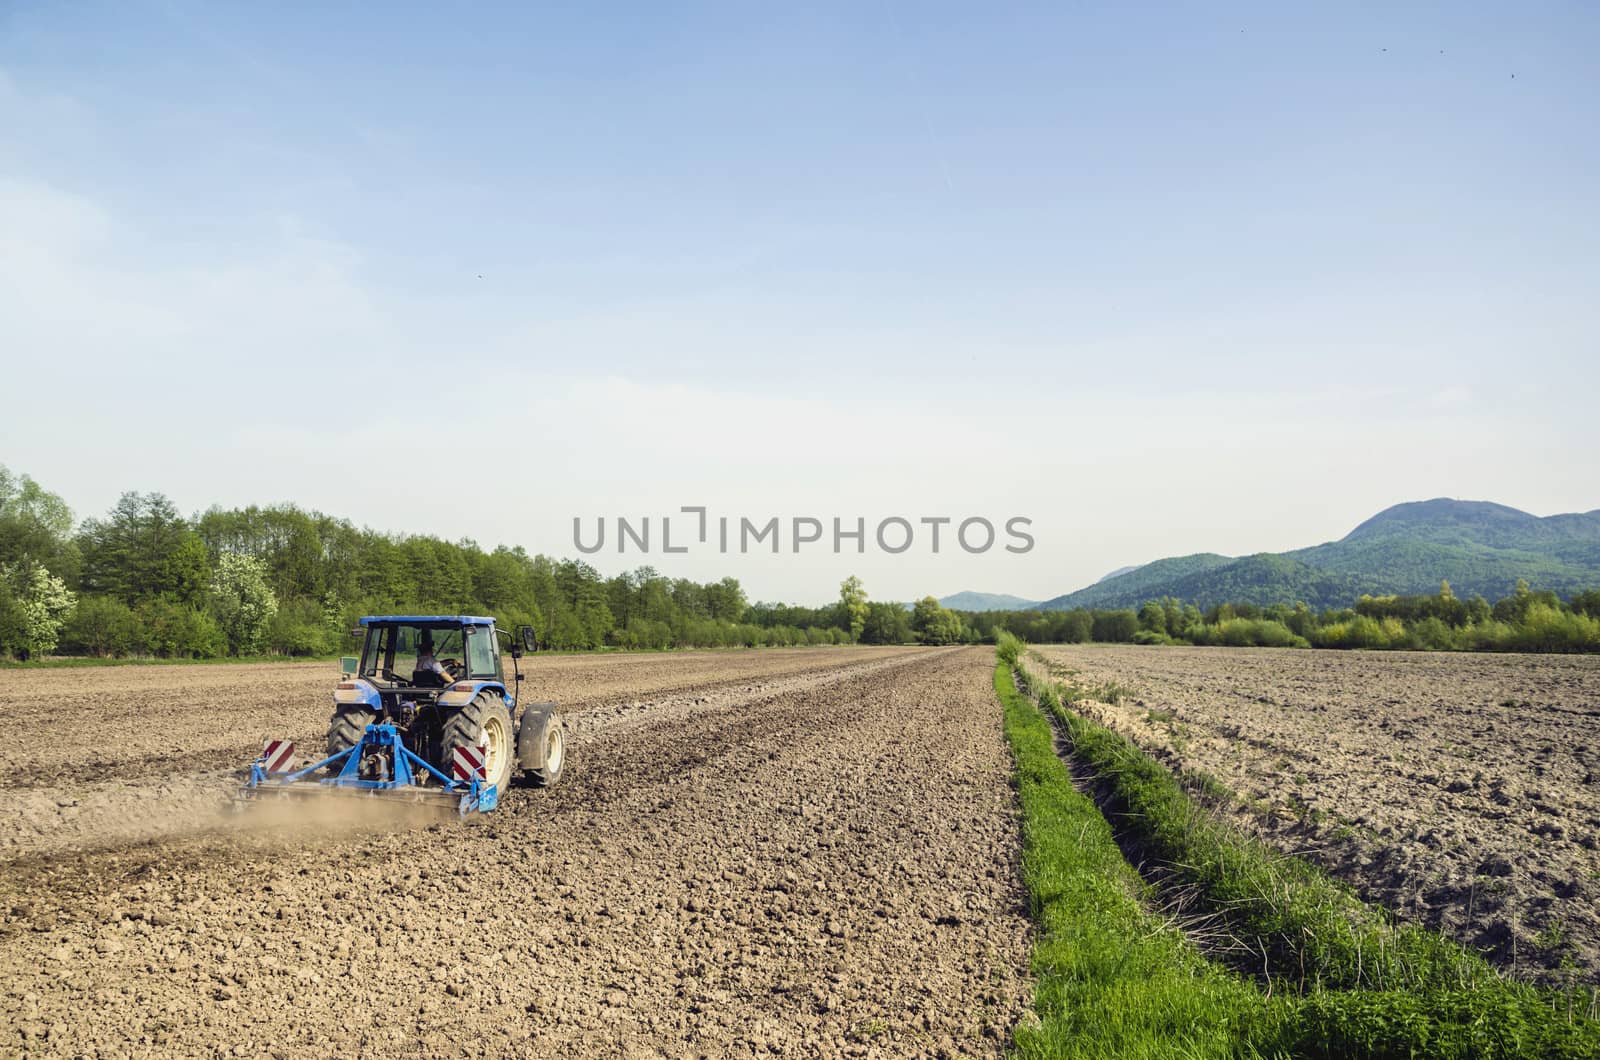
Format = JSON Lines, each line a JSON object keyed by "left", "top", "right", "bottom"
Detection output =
{"left": 414, "top": 630, "right": 460, "bottom": 687}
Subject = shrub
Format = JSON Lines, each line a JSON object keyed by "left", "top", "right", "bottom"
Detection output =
{"left": 1409, "top": 616, "right": 1457, "bottom": 650}
{"left": 996, "top": 629, "right": 1024, "bottom": 666}
{"left": 61, "top": 594, "right": 139, "bottom": 656}
{"left": 1193, "top": 618, "right": 1308, "bottom": 649}
{"left": 266, "top": 597, "right": 336, "bottom": 656}
{"left": 136, "top": 598, "right": 226, "bottom": 657}
{"left": 1507, "top": 604, "right": 1600, "bottom": 653}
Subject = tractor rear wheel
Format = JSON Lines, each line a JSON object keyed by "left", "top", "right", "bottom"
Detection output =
{"left": 326, "top": 706, "right": 378, "bottom": 762}
{"left": 439, "top": 692, "right": 513, "bottom": 792}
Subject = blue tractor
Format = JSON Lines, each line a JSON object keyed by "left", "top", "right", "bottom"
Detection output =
{"left": 241, "top": 616, "right": 565, "bottom": 815}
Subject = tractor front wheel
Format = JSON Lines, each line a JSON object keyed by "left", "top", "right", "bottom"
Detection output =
{"left": 523, "top": 713, "right": 566, "bottom": 788}
{"left": 439, "top": 693, "right": 513, "bottom": 792}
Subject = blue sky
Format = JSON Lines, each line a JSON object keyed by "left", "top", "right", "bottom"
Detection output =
{"left": 3, "top": 2, "right": 1596, "bottom": 603}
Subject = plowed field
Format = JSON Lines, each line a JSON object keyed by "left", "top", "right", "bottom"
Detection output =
{"left": 1035, "top": 644, "right": 1600, "bottom": 987}
{"left": 0, "top": 647, "right": 1031, "bottom": 1057}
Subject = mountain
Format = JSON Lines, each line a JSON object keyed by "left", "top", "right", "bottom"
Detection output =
{"left": 1096, "top": 564, "right": 1141, "bottom": 583}
{"left": 939, "top": 591, "right": 1041, "bottom": 612}
{"left": 1040, "top": 553, "right": 1233, "bottom": 610}
{"left": 1037, "top": 499, "right": 1600, "bottom": 611}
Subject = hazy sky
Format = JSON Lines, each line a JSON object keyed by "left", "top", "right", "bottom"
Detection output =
{"left": 3, "top": 1, "right": 1597, "bottom": 604}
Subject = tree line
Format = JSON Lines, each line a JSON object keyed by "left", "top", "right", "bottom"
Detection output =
{"left": 6, "top": 464, "right": 1595, "bottom": 660}
{"left": 963, "top": 580, "right": 1600, "bottom": 654}
{"left": 1, "top": 465, "right": 991, "bottom": 660}
{"left": 0, "top": 467, "right": 809, "bottom": 658}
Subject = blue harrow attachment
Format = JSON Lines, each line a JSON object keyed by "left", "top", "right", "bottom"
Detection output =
{"left": 240, "top": 723, "right": 498, "bottom": 817}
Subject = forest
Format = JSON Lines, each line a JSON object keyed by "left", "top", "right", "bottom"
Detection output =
{"left": 0, "top": 466, "right": 870, "bottom": 659}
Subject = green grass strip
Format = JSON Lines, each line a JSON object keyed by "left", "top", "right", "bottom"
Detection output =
{"left": 1001, "top": 646, "right": 1600, "bottom": 1058}
{"left": 997, "top": 661, "right": 1285, "bottom": 1058}
{"left": 1031, "top": 668, "right": 1484, "bottom": 995}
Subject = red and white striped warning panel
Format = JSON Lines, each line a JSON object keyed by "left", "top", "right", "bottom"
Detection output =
{"left": 451, "top": 743, "right": 488, "bottom": 783}
{"left": 262, "top": 739, "right": 296, "bottom": 773}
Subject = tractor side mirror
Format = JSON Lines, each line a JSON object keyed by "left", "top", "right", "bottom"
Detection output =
{"left": 518, "top": 625, "right": 538, "bottom": 653}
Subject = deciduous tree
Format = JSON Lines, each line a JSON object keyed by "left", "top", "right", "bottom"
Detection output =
{"left": 839, "top": 576, "right": 868, "bottom": 643}
{"left": 211, "top": 552, "right": 278, "bottom": 655}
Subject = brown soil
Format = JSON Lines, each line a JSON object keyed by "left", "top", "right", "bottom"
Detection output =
{"left": 1032, "top": 644, "right": 1600, "bottom": 987}
{"left": 0, "top": 646, "right": 1031, "bottom": 1056}
{"left": 0, "top": 647, "right": 929, "bottom": 854}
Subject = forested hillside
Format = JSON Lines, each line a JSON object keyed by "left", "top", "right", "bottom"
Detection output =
{"left": 1040, "top": 553, "right": 1233, "bottom": 609}
{"left": 1039, "top": 500, "right": 1600, "bottom": 610}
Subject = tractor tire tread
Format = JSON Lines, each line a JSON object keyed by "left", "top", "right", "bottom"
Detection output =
{"left": 439, "top": 691, "right": 512, "bottom": 791}
{"left": 326, "top": 706, "right": 378, "bottom": 760}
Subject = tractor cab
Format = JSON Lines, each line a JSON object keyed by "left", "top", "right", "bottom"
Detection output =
{"left": 357, "top": 616, "right": 504, "bottom": 691}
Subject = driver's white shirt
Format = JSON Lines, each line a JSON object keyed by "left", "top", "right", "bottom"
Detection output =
{"left": 417, "top": 654, "right": 449, "bottom": 678}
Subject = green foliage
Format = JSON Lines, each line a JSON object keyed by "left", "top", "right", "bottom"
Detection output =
{"left": 995, "top": 630, "right": 1023, "bottom": 666}
{"left": 1136, "top": 600, "right": 1168, "bottom": 635}
{"left": 0, "top": 465, "right": 79, "bottom": 583}
{"left": 209, "top": 552, "right": 278, "bottom": 656}
{"left": 265, "top": 597, "right": 337, "bottom": 656}
{"left": 0, "top": 561, "right": 76, "bottom": 659}
{"left": 1189, "top": 617, "right": 1309, "bottom": 649}
{"left": 839, "top": 575, "right": 868, "bottom": 643}
{"left": 910, "top": 595, "right": 965, "bottom": 644}
{"left": 961, "top": 578, "right": 1600, "bottom": 655}
{"left": 80, "top": 492, "right": 210, "bottom": 604}
{"left": 1572, "top": 589, "right": 1600, "bottom": 618}
{"left": 859, "top": 601, "right": 912, "bottom": 645}
{"left": 3, "top": 467, "right": 854, "bottom": 660}
{"left": 0, "top": 578, "right": 22, "bottom": 655}
{"left": 1090, "top": 609, "right": 1139, "bottom": 642}
{"left": 133, "top": 597, "right": 226, "bottom": 658}
{"left": 61, "top": 594, "right": 139, "bottom": 656}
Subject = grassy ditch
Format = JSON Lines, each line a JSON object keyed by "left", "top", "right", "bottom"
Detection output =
{"left": 996, "top": 660, "right": 1281, "bottom": 1058}
{"left": 996, "top": 635, "right": 1600, "bottom": 1058}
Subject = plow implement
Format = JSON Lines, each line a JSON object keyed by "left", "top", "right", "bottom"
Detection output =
{"left": 239, "top": 723, "right": 499, "bottom": 817}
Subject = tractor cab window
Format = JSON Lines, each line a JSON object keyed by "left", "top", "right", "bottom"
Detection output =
{"left": 465, "top": 625, "right": 499, "bottom": 679}
{"left": 361, "top": 623, "right": 465, "bottom": 684}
